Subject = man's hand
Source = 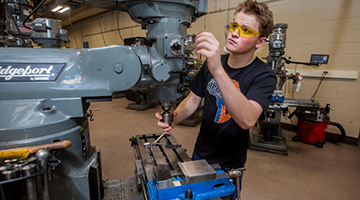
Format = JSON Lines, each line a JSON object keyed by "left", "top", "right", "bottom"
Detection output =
{"left": 195, "top": 32, "right": 222, "bottom": 76}
{"left": 155, "top": 110, "right": 178, "bottom": 134}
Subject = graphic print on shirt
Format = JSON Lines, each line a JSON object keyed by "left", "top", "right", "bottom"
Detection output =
{"left": 207, "top": 78, "right": 241, "bottom": 123}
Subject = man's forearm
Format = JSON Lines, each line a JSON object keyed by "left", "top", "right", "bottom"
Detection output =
{"left": 174, "top": 92, "right": 202, "bottom": 126}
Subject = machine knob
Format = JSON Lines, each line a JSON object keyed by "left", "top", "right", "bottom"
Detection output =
{"left": 185, "top": 188, "right": 193, "bottom": 199}
{"left": 36, "top": 149, "right": 50, "bottom": 172}
{"left": 169, "top": 39, "right": 182, "bottom": 56}
{"left": 171, "top": 42, "right": 181, "bottom": 51}
{"left": 178, "top": 86, "right": 185, "bottom": 94}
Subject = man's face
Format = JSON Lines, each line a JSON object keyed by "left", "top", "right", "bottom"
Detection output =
{"left": 226, "top": 11, "right": 264, "bottom": 54}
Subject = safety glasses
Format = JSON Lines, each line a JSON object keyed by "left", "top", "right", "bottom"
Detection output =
{"left": 228, "top": 22, "right": 261, "bottom": 38}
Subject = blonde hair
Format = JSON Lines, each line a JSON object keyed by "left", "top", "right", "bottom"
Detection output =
{"left": 235, "top": 0, "right": 274, "bottom": 38}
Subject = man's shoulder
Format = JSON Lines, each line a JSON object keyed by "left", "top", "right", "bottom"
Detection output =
{"left": 252, "top": 57, "right": 275, "bottom": 74}
{"left": 253, "top": 57, "right": 267, "bottom": 67}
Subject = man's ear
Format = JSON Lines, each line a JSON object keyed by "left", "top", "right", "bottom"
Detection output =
{"left": 255, "top": 37, "right": 267, "bottom": 49}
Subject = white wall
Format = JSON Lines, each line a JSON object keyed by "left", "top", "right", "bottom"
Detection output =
{"left": 64, "top": 0, "right": 360, "bottom": 139}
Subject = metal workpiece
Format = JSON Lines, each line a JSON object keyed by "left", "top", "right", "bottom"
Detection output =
{"left": 178, "top": 160, "right": 216, "bottom": 184}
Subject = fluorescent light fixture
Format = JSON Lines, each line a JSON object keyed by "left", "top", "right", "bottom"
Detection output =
{"left": 58, "top": 7, "right": 70, "bottom": 13}
{"left": 51, "top": 6, "right": 63, "bottom": 12}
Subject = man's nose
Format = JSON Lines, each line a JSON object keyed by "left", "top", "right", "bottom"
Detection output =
{"left": 231, "top": 28, "right": 240, "bottom": 38}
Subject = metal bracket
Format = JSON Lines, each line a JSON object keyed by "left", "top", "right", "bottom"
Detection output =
{"left": 86, "top": 108, "right": 98, "bottom": 121}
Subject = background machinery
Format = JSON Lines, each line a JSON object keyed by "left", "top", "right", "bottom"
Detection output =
{"left": 0, "top": 0, "right": 238, "bottom": 199}
{"left": 250, "top": 23, "right": 332, "bottom": 154}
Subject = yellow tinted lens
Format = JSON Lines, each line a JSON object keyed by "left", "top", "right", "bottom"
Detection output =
{"left": 229, "top": 22, "right": 261, "bottom": 38}
{"left": 239, "top": 26, "right": 256, "bottom": 38}
{"left": 229, "top": 23, "right": 238, "bottom": 33}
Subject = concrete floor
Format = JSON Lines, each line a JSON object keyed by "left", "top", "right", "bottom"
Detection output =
{"left": 89, "top": 98, "right": 360, "bottom": 200}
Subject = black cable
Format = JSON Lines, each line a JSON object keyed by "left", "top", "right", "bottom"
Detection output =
{"left": 95, "top": 8, "right": 107, "bottom": 46}
{"left": 68, "top": 12, "right": 79, "bottom": 48}
{"left": 5, "top": 4, "right": 26, "bottom": 44}
{"left": 115, "top": 0, "right": 124, "bottom": 43}
{"left": 326, "top": 121, "right": 346, "bottom": 143}
{"left": 22, "top": 0, "right": 46, "bottom": 29}
{"left": 311, "top": 71, "right": 328, "bottom": 100}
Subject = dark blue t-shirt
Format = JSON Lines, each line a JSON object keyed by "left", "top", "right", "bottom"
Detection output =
{"left": 189, "top": 54, "right": 276, "bottom": 169}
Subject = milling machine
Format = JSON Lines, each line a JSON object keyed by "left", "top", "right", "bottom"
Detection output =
{"left": 250, "top": 23, "right": 328, "bottom": 155}
{"left": 0, "top": 0, "right": 236, "bottom": 199}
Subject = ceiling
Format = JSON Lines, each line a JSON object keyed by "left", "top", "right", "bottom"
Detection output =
{"left": 34, "top": 0, "right": 108, "bottom": 26}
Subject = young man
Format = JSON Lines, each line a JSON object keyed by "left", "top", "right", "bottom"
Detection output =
{"left": 156, "top": 0, "right": 276, "bottom": 191}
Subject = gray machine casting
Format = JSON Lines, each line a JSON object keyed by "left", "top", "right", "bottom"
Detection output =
{"left": 0, "top": 0, "right": 208, "bottom": 199}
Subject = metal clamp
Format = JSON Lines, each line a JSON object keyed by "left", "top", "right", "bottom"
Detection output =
{"left": 228, "top": 167, "right": 246, "bottom": 200}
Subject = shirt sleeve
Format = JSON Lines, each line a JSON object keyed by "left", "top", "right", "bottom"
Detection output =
{"left": 246, "top": 70, "right": 276, "bottom": 118}
{"left": 189, "top": 60, "right": 208, "bottom": 98}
